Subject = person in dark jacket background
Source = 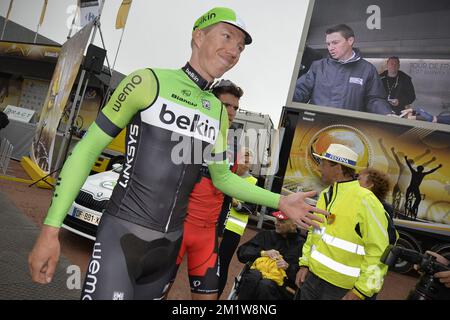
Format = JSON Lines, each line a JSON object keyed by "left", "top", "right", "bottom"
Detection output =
{"left": 379, "top": 56, "right": 416, "bottom": 115}
{"left": 293, "top": 24, "right": 392, "bottom": 115}
{"left": 236, "top": 211, "right": 304, "bottom": 300}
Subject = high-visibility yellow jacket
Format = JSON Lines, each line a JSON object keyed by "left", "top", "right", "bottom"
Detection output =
{"left": 299, "top": 180, "right": 389, "bottom": 298}
{"left": 224, "top": 174, "right": 258, "bottom": 236}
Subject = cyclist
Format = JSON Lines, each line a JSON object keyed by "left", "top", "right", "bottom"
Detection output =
{"left": 28, "top": 7, "right": 327, "bottom": 300}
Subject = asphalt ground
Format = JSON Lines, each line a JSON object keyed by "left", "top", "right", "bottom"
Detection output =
{"left": 0, "top": 191, "right": 80, "bottom": 299}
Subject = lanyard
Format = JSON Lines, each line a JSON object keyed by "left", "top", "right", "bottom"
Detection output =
{"left": 386, "top": 75, "right": 399, "bottom": 98}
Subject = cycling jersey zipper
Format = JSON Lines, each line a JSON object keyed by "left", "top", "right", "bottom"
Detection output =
{"left": 165, "top": 164, "right": 187, "bottom": 233}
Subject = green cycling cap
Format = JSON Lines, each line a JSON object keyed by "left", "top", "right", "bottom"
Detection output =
{"left": 193, "top": 7, "right": 252, "bottom": 45}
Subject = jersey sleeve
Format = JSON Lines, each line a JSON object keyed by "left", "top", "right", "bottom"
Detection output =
{"left": 43, "top": 69, "right": 158, "bottom": 227}
{"left": 207, "top": 160, "right": 280, "bottom": 210}
{"left": 211, "top": 105, "right": 229, "bottom": 161}
{"left": 207, "top": 106, "right": 280, "bottom": 209}
{"left": 97, "top": 68, "right": 158, "bottom": 136}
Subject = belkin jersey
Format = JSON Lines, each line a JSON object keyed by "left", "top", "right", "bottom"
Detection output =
{"left": 44, "top": 64, "right": 280, "bottom": 231}
{"left": 101, "top": 65, "right": 227, "bottom": 232}
{"left": 45, "top": 64, "right": 226, "bottom": 232}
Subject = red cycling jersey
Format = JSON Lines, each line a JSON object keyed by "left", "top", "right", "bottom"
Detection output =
{"left": 185, "top": 161, "right": 238, "bottom": 227}
{"left": 185, "top": 177, "right": 224, "bottom": 227}
{"left": 172, "top": 157, "right": 238, "bottom": 293}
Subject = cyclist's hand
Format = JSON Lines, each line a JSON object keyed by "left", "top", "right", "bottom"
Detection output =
{"left": 28, "top": 225, "right": 61, "bottom": 284}
{"left": 279, "top": 191, "right": 328, "bottom": 229}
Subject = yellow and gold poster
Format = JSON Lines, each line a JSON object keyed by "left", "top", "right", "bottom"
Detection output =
{"left": 283, "top": 108, "right": 450, "bottom": 226}
{"left": 0, "top": 41, "right": 60, "bottom": 62}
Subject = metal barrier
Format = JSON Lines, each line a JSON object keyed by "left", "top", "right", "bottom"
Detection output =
{"left": 0, "top": 138, "right": 13, "bottom": 175}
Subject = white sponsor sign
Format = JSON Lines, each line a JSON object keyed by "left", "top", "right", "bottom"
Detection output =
{"left": 3, "top": 105, "right": 35, "bottom": 123}
{"left": 79, "top": 1, "right": 99, "bottom": 27}
{"left": 141, "top": 97, "right": 220, "bottom": 145}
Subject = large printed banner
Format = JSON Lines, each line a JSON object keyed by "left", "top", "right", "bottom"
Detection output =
{"left": 283, "top": 0, "right": 450, "bottom": 236}
{"left": 0, "top": 41, "right": 60, "bottom": 62}
{"left": 282, "top": 107, "right": 450, "bottom": 226}
{"left": 31, "top": 22, "right": 94, "bottom": 173}
{"left": 288, "top": 0, "right": 450, "bottom": 116}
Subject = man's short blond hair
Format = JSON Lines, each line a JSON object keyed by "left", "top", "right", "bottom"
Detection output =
{"left": 190, "top": 24, "right": 215, "bottom": 49}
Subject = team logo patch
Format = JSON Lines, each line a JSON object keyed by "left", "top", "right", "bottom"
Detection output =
{"left": 181, "top": 89, "right": 191, "bottom": 97}
{"left": 193, "top": 280, "right": 201, "bottom": 287}
{"left": 201, "top": 99, "right": 211, "bottom": 110}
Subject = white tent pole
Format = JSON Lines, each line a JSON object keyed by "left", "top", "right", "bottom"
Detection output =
{"left": 112, "top": 24, "right": 126, "bottom": 72}
{"left": 101, "top": 18, "right": 128, "bottom": 109}
{"left": 33, "top": 23, "right": 40, "bottom": 43}
{"left": 66, "top": 9, "right": 77, "bottom": 40}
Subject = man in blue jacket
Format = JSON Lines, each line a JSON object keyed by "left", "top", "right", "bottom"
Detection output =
{"left": 294, "top": 24, "right": 392, "bottom": 115}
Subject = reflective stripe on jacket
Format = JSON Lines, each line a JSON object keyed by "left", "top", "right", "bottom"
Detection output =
{"left": 299, "top": 180, "right": 389, "bottom": 297}
{"left": 224, "top": 174, "right": 258, "bottom": 235}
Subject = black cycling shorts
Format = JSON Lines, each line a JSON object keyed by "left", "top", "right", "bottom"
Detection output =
{"left": 81, "top": 213, "right": 182, "bottom": 300}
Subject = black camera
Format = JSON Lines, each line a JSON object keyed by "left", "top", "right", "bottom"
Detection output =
{"left": 381, "top": 245, "right": 450, "bottom": 300}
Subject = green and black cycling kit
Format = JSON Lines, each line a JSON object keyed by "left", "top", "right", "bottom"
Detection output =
{"left": 44, "top": 63, "right": 280, "bottom": 299}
